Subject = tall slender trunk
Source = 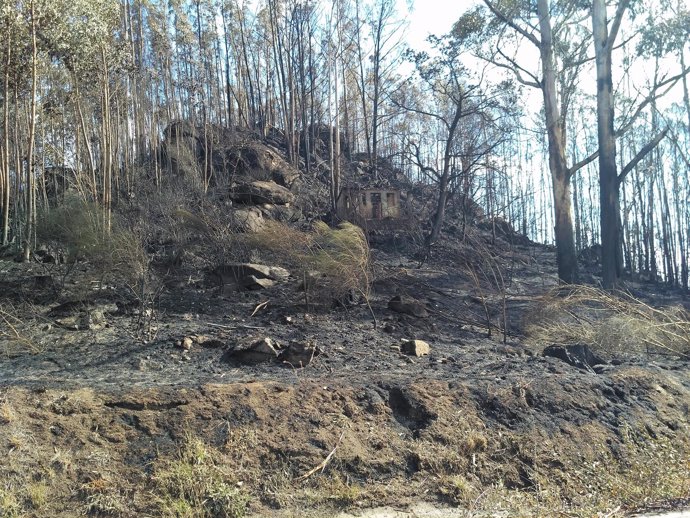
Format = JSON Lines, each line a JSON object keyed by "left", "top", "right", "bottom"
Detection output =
{"left": 22, "top": 0, "right": 38, "bottom": 262}
{"left": 370, "top": 1, "right": 385, "bottom": 175}
{"left": 537, "top": 0, "right": 577, "bottom": 283}
{"left": 355, "top": 0, "right": 371, "bottom": 161}
{"left": 671, "top": 140, "right": 688, "bottom": 290}
{"left": 101, "top": 47, "right": 112, "bottom": 233}
{"left": 426, "top": 98, "right": 464, "bottom": 247}
{"left": 1, "top": 26, "right": 11, "bottom": 246}
{"left": 592, "top": 0, "right": 626, "bottom": 288}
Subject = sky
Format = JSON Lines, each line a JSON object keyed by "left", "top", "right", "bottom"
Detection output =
{"left": 404, "top": 0, "right": 470, "bottom": 50}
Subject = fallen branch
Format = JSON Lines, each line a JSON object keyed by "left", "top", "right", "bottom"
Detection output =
{"left": 206, "top": 322, "right": 266, "bottom": 330}
{"left": 0, "top": 307, "right": 39, "bottom": 353}
{"left": 295, "top": 430, "right": 346, "bottom": 483}
{"left": 250, "top": 300, "right": 269, "bottom": 317}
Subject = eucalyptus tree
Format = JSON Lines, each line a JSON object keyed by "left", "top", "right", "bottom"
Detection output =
{"left": 0, "top": 1, "right": 26, "bottom": 246}
{"left": 591, "top": 0, "right": 690, "bottom": 287}
{"left": 21, "top": 0, "right": 39, "bottom": 261}
{"left": 352, "top": 0, "right": 406, "bottom": 171}
{"left": 457, "top": 0, "right": 595, "bottom": 283}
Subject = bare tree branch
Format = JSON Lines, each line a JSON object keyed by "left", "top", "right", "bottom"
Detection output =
{"left": 615, "top": 66, "right": 690, "bottom": 137}
{"left": 568, "top": 149, "right": 599, "bottom": 178}
{"left": 606, "top": 0, "right": 632, "bottom": 55}
{"left": 617, "top": 128, "right": 668, "bottom": 185}
{"left": 483, "top": 0, "right": 540, "bottom": 48}
{"left": 493, "top": 47, "right": 541, "bottom": 88}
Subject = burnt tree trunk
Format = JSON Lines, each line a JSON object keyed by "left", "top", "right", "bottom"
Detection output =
{"left": 592, "top": 0, "right": 629, "bottom": 288}
{"left": 537, "top": 0, "right": 578, "bottom": 283}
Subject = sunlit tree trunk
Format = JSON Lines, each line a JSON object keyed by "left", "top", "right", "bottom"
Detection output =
{"left": 22, "top": 0, "right": 39, "bottom": 262}
{"left": 1, "top": 24, "right": 11, "bottom": 246}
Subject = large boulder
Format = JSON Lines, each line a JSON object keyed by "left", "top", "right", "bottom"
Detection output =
{"left": 216, "top": 141, "right": 300, "bottom": 188}
{"left": 301, "top": 123, "right": 350, "bottom": 159}
{"left": 232, "top": 207, "right": 265, "bottom": 233}
{"left": 230, "top": 180, "right": 295, "bottom": 206}
{"left": 162, "top": 122, "right": 301, "bottom": 189}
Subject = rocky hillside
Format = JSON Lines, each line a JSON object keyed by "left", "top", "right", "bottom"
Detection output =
{"left": 0, "top": 126, "right": 689, "bottom": 518}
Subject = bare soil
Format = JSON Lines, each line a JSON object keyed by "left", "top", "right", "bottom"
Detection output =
{"left": 1, "top": 233, "right": 689, "bottom": 517}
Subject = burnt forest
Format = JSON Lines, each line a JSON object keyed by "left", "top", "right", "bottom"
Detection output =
{"left": 1, "top": 0, "right": 689, "bottom": 517}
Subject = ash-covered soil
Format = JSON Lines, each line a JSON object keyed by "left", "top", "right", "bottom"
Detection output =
{"left": 1, "top": 234, "right": 689, "bottom": 517}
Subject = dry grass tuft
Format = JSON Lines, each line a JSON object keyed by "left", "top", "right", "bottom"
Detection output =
{"left": 0, "top": 488, "right": 21, "bottom": 518}
{"left": 0, "top": 402, "right": 15, "bottom": 425}
{"left": 152, "top": 435, "right": 250, "bottom": 518}
{"left": 36, "top": 195, "right": 150, "bottom": 288}
{"left": 247, "top": 221, "right": 371, "bottom": 304}
{"left": 525, "top": 285, "right": 690, "bottom": 358}
{"left": 309, "top": 221, "right": 371, "bottom": 301}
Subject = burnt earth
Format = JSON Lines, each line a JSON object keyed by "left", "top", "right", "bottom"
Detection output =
{"left": 0, "top": 235, "right": 689, "bottom": 517}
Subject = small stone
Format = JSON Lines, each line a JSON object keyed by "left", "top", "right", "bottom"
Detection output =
{"left": 543, "top": 344, "right": 605, "bottom": 371}
{"left": 224, "top": 336, "right": 281, "bottom": 365}
{"left": 181, "top": 337, "right": 193, "bottom": 350}
{"left": 279, "top": 340, "right": 321, "bottom": 367}
{"left": 400, "top": 339, "right": 430, "bottom": 357}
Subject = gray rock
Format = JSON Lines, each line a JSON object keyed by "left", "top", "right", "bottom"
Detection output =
{"left": 260, "top": 204, "right": 303, "bottom": 223}
{"left": 78, "top": 309, "right": 106, "bottom": 331}
{"left": 543, "top": 344, "right": 605, "bottom": 371}
{"left": 213, "top": 263, "right": 290, "bottom": 290}
{"left": 279, "top": 340, "right": 321, "bottom": 367}
{"left": 267, "top": 266, "right": 290, "bottom": 280}
{"left": 241, "top": 275, "right": 276, "bottom": 290}
{"left": 231, "top": 180, "right": 295, "bottom": 205}
{"left": 400, "top": 339, "right": 430, "bottom": 357}
{"left": 232, "top": 207, "right": 265, "bottom": 233}
{"left": 224, "top": 337, "right": 281, "bottom": 365}
{"left": 388, "top": 295, "right": 429, "bottom": 318}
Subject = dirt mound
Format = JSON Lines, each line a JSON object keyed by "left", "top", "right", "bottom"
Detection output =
{"left": 1, "top": 366, "right": 688, "bottom": 517}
